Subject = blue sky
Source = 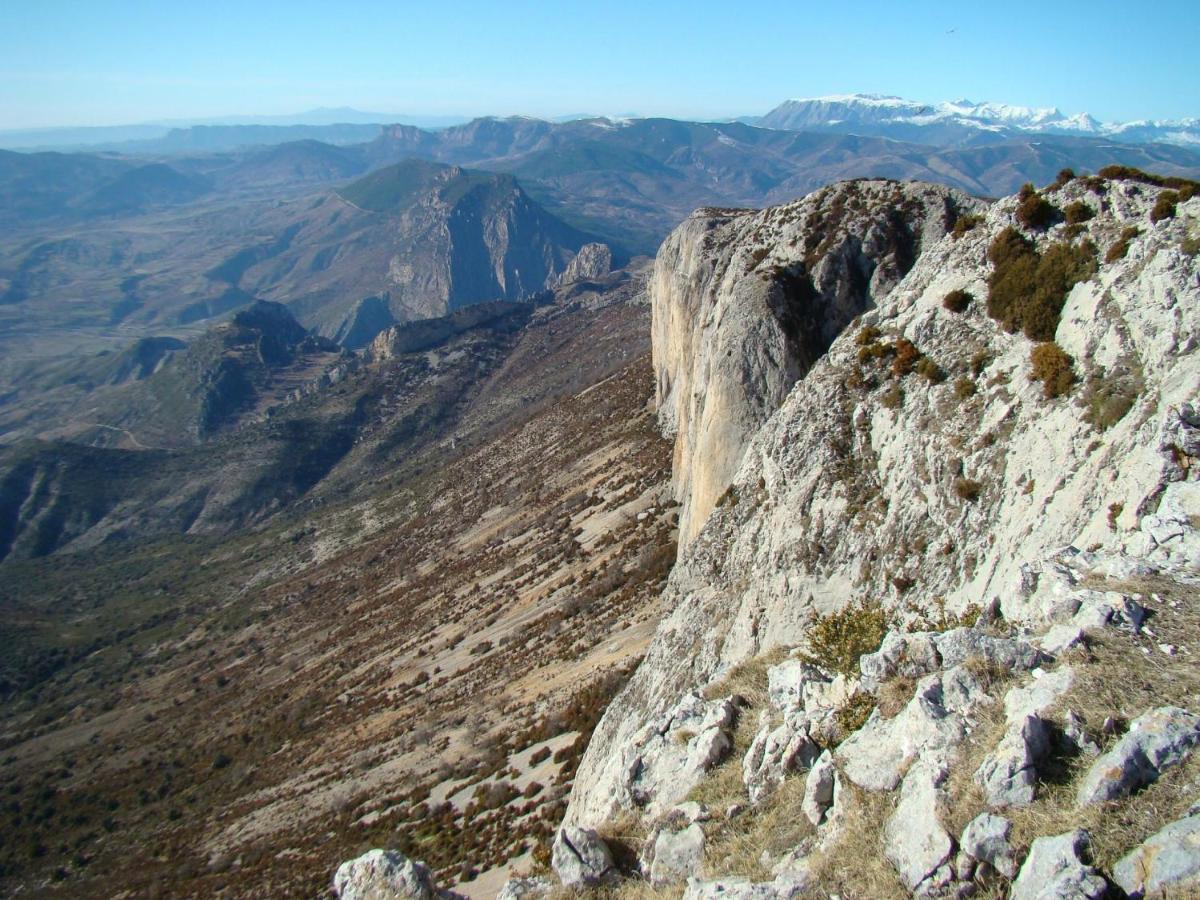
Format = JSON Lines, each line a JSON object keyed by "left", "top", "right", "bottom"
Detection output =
{"left": 1, "top": 0, "right": 1196, "bottom": 129}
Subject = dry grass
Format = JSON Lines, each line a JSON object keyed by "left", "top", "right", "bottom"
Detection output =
{"left": 702, "top": 647, "right": 791, "bottom": 707}
{"left": 944, "top": 571, "right": 1200, "bottom": 880}
{"left": 876, "top": 676, "right": 917, "bottom": 718}
{"left": 701, "top": 775, "right": 815, "bottom": 880}
{"left": 801, "top": 782, "right": 906, "bottom": 899}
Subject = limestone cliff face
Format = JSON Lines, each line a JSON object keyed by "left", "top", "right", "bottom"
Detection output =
{"left": 567, "top": 175, "right": 1200, "bottom": 829}
{"left": 652, "top": 180, "right": 983, "bottom": 545}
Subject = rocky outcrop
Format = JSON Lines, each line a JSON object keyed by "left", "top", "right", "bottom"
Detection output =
{"left": 1113, "top": 810, "right": 1200, "bottom": 896}
{"left": 1075, "top": 705, "right": 1200, "bottom": 805}
{"left": 568, "top": 175, "right": 1200, "bottom": 831}
{"left": 651, "top": 179, "right": 983, "bottom": 544}
{"left": 551, "top": 826, "right": 616, "bottom": 888}
{"left": 332, "top": 849, "right": 439, "bottom": 900}
{"left": 557, "top": 242, "right": 613, "bottom": 285}
{"left": 1010, "top": 830, "right": 1108, "bottom": 900}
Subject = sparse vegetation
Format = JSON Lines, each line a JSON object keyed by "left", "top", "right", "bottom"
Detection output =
{"left": 942, "top": 288, "right": 972, "bottom": 313}
{"left": 1150, "top": 190, "right": 1178, "bottom": 223}
{"left": 1062, "top": 200, "right": 1094, "bottom": 225}
{"left": 953, "top": 477, "right": 983, "bottom": 502}
{"left": 953, "top": 376, "right": 976, "bottom": 400}
{"left": 951, "top": 213, "right": 983, "bottom": 239}
{"left": 1029, "top": 342, "right": 1076, "bottom": 399}
{"left": 801, "top": 601, "right": 890, "bottom": 676}
{"left": 1081, "top": 363, "right": 1143, "bottom": 429}
{"left": 1105, "top": 225, "right": 1140, "bottom": 263}
{"left": 987, "top": 228, "right": 1097, "bottom": 341}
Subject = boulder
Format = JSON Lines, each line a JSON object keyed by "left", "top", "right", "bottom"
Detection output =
{"left": 838, "top": 667, "right": 979, "bottom": 791}
{"left": 801, "top": 750, "right": 837, "bottom": 827}
{"left": 1010, "top": 830, "right": 1107, "bottom": 900}
{"left": 551, "top": 826, "right": 615, "bottom": 888}
{"left": 684, "top": 874, "right": 807, "bottom": 900}
{"left": 975, "top": 714, "right": 1052, "bottom": 808}
{"left": 1076, "top": 706, "right": 1200, "bottom": 805}
{"left": 766, "top": 659, "right": 827, "bottom": 712}
{"left": 960, "top": 812, "right": 1017, "bottom": 878}
{"left": 743, "top": 714, "right": 820, "bottom": 803}
{"left": 332, "top": 849, "right": 437, "bottom": 900}
{"left": 1113, "top": 812, "right": 1200, "bottom": 896}
{"left": 884, "top": 757, "right": 954, "bottom": 891}
{"left": 649, "top": 823, "right": 706, "bottom": 886}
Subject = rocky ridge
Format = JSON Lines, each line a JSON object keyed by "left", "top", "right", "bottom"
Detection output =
{"left": 545, "top": 173, "right": 1200, "bottom": 896}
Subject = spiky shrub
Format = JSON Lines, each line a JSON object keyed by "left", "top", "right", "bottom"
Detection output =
{"left": 801, "top": 600, "right": 889, "bottom": 676}
{"left": 1030, "top": 342, "right": 1076, "bottom": 399}
{"left": 942, "top": 288, "right": 973, "bottom": 313}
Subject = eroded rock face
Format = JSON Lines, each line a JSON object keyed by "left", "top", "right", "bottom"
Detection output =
{"left": 652, "top": 180, "right": 980, "bottom": 545}
{"left": 332, "top": 849, "right": 438, "bottom": 900}
{"left": 567, "top": 178, "right": 1200, "bottom": 831}
{"left": 557, "top": 242, "right": 613, "bottom": 285}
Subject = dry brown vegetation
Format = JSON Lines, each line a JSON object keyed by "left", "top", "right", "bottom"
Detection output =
{"left": 0, "top": 346, "right": 675, "bottom": 896}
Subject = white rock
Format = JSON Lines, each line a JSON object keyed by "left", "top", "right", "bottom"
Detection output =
{"left": 960, "top": 812, "right": 1017, "bottom": 878}
{"left": 884, "top": 757, "right": 954, "bottom": 891}
{"left": 801, "top": 750, "right": 837, "bottom": 826}
{"left": 332, "top": 849, "right": 437, "bottom": 900}
{"left": 767, "top": 660, "right": 828, "bottom": 712}
{"left": 1077, "top": 706, "right": 1200, "bottom": 805}
{"left": 649, "top": 823, "right": 706, "bottom": 886}
{"left": 1113, "top": 812, "right": 1200, "bottom": 896}
{"left": 1010, "top": 830, "right": 1107, "bottom": 900}
{"left": 975, "top": 714, "right": 1052, "bottom": 807}
{"left": 743, "top": 714, "right": 820, "bottom": 803}
{"left": 551, "top": 826, "right": 615, "bottom": 888}
{"left": 495, "top": 877, "right": 552, "bottom": 900}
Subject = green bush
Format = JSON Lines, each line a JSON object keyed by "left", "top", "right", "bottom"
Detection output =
{"left": 987, "top": 228, "right": 1097, "bottom": 341}
{"left": 954, "top": 376, "right": 976, "bottom": 400}
{"left": 802, "top": 600, "right": 890, "bottom": 676}
{"left": 1053, "top": 168, "right": 1076, "bottom": 188}
{"left": 942, "top": 289, "right": 973, "bottom": 313}
{"left": 1030, "top": 342, "right": 1076, "bottom": 399}
{"left": 1016, "top": 184, "right": 1058, "bottom": 230}
{"left": 1151, "top": 191, "right": 1179, "bottom": 223}
{"left": 916, "top": 357, "right": 946, "bottom": 383}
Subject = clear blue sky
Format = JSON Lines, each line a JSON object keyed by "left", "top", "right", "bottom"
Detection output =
{"left": 1, "top": 0, "right": 1196, "bottom": 129}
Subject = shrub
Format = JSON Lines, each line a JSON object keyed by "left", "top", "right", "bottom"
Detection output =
{"left": 1150, "top": 191, "right": 1178, "bottom": 223}
{"left": 801, "top": 600, "right": 889, "bottom": 676}
{"left": 987, "top": 228, "right": 1097, "bottom": 341}
{"left": 951, "top": 213, "right": 983, "bottom": 239}
{"left": 1016, "top": 185, "right": 1058, "bottom": 230}
{"left": 1082, "top": 365, "right": 1143, "bottom": 430}
{"left": 954, "top": 376, "right": 976, "bottom": 400}
{"left": 1030, "top": 342, "right": 1076, "bottom": 398}
{"left": 942, "top": 289, "right": 973, "bottom": 313}
{"left": 916, "top": 357, "right": 946, "bottom": 383}
{"left": 1054, "top": 168, "right": 1076, "bottom": 188}
{"left": 891, "top": 339, "right": 920, "bottom": 377}
{"left": 880, "top": 384, "right": 904, "bottom": 410}
{"left": 953, "top": 478, "right": 983, "bottom": 502}
{"left": 1183, "top": 234, "right": 1200, "bottom": 257}
{"left": 1063, "top": 201, "right": 1094, "bottom": 225}
{"left": 1105, "top": 226, "right": 1140, "bottom": 263}
{"left": 834, "top": 693, "right": 876, "bottom": 738}
{"left": 1097, "top": 165, "right": 1200, "bottom": 193}
{"left": 970, "top": 351, "right": 992, "bottom": 376}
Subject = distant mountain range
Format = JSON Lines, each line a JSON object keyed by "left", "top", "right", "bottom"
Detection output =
{"left": 752, "top": 93, "right": 1200, "bottom": 148}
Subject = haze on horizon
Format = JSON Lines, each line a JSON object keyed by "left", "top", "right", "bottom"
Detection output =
{"left": 1, "top": 0, "right": 1197, "bottom": 131}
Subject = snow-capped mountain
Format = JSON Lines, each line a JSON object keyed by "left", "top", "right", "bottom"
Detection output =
{"left": 756, "top": 93, "right": 1199, "bottom": 147}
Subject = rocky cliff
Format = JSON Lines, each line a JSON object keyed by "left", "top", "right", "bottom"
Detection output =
{"left": 552, "top": 172, "right": 1200, "bottom": 895}
{"left": 652, "top": 180, "right": 984, "bottom": 545}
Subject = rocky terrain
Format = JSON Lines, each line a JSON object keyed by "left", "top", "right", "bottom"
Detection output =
{"left": 329, "top": 169, "right": 1200, "bottom": 898}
